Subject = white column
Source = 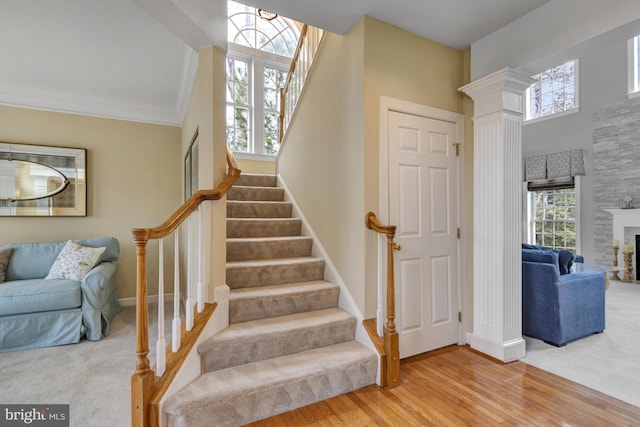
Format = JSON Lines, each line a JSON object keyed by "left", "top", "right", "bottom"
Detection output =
{"left": 460, "top": 68, "right": 533, "bottom": 362}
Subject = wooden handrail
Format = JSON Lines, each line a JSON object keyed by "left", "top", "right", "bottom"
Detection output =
{"left": 282, "top": 24, "right": 308, "bottom": 98}
{"left": 279, "top": 24, "right": 308, "bottom": 143}
{"left": 365, "top": 211, "right": 400, "bottom": 388}
{"left": 131, "top": 148, "right": 241, "bottom": 427}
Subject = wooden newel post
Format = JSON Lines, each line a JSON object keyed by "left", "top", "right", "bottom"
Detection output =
{"left": 131, "top": 235, "right": 154, "bottom": 427}
{"left": 383, "top": 227, "right": 400, "bottom": 388}
{"left": 365, "top": 212, "right": 400, "bottom": 388}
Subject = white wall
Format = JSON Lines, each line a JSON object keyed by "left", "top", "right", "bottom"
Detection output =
{"left": 471, "top": 0, "right": 640, "bottom": 80}
{"left": 472, "top": 1, "right": 640, "bottom": 263}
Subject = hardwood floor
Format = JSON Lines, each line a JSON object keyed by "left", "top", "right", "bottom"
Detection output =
{"left": 248, "top": 345, "right": 640, "bottom": 426}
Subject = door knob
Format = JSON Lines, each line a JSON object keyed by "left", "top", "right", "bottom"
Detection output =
{"left": 393, "top": 243, "right": 401, "bottom": 251}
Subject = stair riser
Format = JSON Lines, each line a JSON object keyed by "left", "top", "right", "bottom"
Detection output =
{"left": 227, "top": 238, "right": 313, "bottom": 261}
{"left": 227, "top": 219, "right": 302, "bottom": 238}
{"left": 167, "top": 350, "right": 377, "bottom": 427}
{"left": 228, "top": 187, "right": 284, "bottom": 201}
{"left": 229, "top": 285, "right": 339, "bottom": 323}
{"left": 227, "top": 260, "right": 325, "bottom": 288}
{"left": 227, "top": 202, "right": 292, "bottom": 218}
{"left": 200, "top": 317, "right": 356, "bottom": 372}
{"left": 235, "top": 174, "right": 277, "bottom": 187}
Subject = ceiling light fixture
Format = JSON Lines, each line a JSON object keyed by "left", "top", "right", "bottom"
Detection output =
{"left": 258, "top": 8, "right": 278, "bottom": 21}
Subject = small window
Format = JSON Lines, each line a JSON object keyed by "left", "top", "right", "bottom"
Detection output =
{"left": 526, "top": 178, "right": 579, "bottom": 252}
{"left": 525, "top": 60, "right": 578, "bottom": 122}
{"left": 628, "top": 35, "right": 640, "bottom": 97}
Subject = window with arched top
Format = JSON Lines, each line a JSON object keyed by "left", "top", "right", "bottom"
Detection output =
{"left": 228, "top": 2, "right": 299, "bottom": 58}
{"left": 226, "top": 2, "right": 300, "bottom": 158}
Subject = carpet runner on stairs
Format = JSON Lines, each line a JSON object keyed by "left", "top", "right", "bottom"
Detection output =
{"left": 164, "top": 173, "right": 377, "bottom": 426}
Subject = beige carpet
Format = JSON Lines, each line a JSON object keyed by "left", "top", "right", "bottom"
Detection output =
{"left": 0, "top": 304, "right": 168, "bottom": 427}
{"left": 522, "top": 279, "right": 640, "bottom": 408}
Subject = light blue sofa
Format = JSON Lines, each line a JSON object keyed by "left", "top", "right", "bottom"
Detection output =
{"left": 0, "top": 237, "right": 121, "bottom": 352}
{"left": 522, "top": 245, "right": 605, "bottom": 346}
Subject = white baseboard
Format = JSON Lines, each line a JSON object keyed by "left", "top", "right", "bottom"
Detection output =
{"left": 119, "top": 293, "right": 177, "bottom": 307}
{"left": 467, "top": 332, "right": 526, "bottom": 362}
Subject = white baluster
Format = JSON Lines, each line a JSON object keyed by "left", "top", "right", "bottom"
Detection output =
{"left": 172, "top": 229, "right": 181, "bottom": 352}
{"left": 186, "top": 214, "right": 194, "bottom": 331}
{"left": 156, "top": 238, "right": 166, "bottom": 376}
{"left": 197, "top": 207, "right": 204, "bottom": 313}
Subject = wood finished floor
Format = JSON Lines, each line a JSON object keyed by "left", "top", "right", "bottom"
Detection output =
{"left": 247, "top": 345, "right": 640, "bottom": 426}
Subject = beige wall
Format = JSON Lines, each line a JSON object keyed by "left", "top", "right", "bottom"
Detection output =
{"left": 237, "top": 159, "right": 275, "bottom": 175}
{"left": 279, "top": 17, "right": 469, "bottom": 319}
{"left": 362, "top": 17, "right": 467, "bottom": 317}
{"left": 278, "top": 20, "right": 367, "bottom": 310}
{"left": 0, "top": 105, "right": 182, "bottom": 300}
{"left": 180, "top": 46, "right": 229, "bottom": 300}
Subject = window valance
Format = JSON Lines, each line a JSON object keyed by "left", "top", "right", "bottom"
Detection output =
{"left": 523, "top": 149, "right": 585, "bottom": 181}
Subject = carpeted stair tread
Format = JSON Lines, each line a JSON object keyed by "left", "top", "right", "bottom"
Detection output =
{"left": 227, "top": 186, "right": 285, "bottom": 201}
{"left": 227, "top": 200, "right": 292, "bottom": 218}
{"left": 227, "top": 218, "right": 302, "bottom": 238}
{"left": 226, "top": 236, "right": 313, "bottom": 261}
{"left": 226, "top": 257, "right": 325, "bottom": 288}
{"left": 234, "top": 173, "right": 277, "bottom": 188}
{"left": 229, "top": 280, "right": 340, "bottom": 323}
{"left": 165, "top": 341, "right": 377, "bottom": 427}
{"left": 199, "top": 308, "right": 356, "bottom": 372}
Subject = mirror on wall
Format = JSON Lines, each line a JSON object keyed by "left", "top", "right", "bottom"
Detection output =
{"left": 0, "top": 142, "right": 87, "bottom": 216}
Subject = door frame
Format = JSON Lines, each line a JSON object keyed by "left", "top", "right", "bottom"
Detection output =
{"left": 378, "top": 96, "right": 467, "bottom": 345}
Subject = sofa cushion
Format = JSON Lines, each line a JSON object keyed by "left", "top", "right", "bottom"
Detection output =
{"left": 0, "top": 237, "right": 119, "bottom": 282}
{"left": 75, "top": 237, "right": 119, "bottom": 263}
{"left": 522, "top": 248, "right": 558, "bottom": 265}
{"left": 45, "top": 240, "right": 105, "bottom": 281}
{"left": 0, "top": 279, "right": 81, "bottom": 316}
{"left": 0, "top": 248, "right": 12, "bottom": 284}
{"left": 1, "top": 242, "right": 66, "bottom": 281}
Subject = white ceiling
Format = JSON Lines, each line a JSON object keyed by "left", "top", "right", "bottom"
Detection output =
{"left": 0, "top": 0, "right": 550, "bottom": 127}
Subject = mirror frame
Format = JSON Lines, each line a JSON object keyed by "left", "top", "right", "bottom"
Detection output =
{"left": 0, "top": 142, "right": 87, "bottom": 217}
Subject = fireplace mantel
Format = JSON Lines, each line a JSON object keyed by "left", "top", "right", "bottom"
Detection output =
{"left": 604, "top": 209, "right": 640, "bottom": 246}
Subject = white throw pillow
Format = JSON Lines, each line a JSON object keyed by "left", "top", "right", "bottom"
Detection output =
{"left": 45, "top": 240, "right": 106, "bottom": 281}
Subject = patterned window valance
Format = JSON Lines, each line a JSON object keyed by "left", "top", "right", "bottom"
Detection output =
{"left": 523, "top": 149, "right": 585, "bottom": 181}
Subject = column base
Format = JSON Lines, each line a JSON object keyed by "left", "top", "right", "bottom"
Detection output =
{"left": 467, "top": 332, "right": 526, "bottom": 363}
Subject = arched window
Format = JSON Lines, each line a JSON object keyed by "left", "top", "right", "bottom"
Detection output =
{"left": 226, "top": 2, "right": 300, "bottom": 158}
{"left": 228, "top": 2, "right": 299, "bottom": 58}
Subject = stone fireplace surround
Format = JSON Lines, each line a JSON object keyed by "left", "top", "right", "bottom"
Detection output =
{"left": 593, "top": 97, "right": 640, "bottom": 275}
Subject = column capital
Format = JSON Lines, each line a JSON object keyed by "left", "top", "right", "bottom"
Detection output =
{"left": 459, "top": 68, "right": 534, "bottom": 117}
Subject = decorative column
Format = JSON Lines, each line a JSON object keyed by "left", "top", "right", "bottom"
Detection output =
{"left": 460, "top": 68, "right": 533, "bottom": 362}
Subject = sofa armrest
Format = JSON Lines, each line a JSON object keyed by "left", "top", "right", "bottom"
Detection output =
{"left": 81, "top": 261, "right": 120, "bottom": 340}
{"left": 556, "top": 271, "right": 605, "bottom": 294}
{"left": 81, "top": 261, "right": 117, "bottom": 306}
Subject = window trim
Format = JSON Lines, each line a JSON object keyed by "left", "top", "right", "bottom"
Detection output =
{"left": 227, "top": 43, "right": 290, "bottom": 158}
{"left": 628, "top": 35, "right": 640, "bottom": 99}
{"left": 524, "top": 176, "right": 581, "bottom": 254}
{"left": 524, "top": 60, "right": 579, "bottom": 124}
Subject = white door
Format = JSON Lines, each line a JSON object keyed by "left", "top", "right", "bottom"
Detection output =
{"left": 388, "top": 110, "right": 460, "bottom": 358}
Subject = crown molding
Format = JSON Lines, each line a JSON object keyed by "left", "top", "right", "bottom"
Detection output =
{"left": 0, "top": 84, "right": 182, "bottom": 127}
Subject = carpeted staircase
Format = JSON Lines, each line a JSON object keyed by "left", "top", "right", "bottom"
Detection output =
{"left": 164, "top": 174, "right": 377, "bottom": 426}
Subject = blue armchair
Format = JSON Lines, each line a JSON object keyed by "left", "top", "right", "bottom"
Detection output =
{"left": 522, "top": 248, "right": 605, "bottom": 346}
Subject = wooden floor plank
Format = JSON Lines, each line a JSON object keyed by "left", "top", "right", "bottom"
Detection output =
{"left": 247, "top": 345, "right": 640, "bottom": 426}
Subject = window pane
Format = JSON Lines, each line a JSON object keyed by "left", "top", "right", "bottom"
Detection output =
{"left": 227, "top": 0, "right": 300, "bottom": 58}
{"left": 529, "top": 188, "right": 577, "bottom": 252}
{"left": 526, "top": 60, "right": 577, "bottom": 120}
